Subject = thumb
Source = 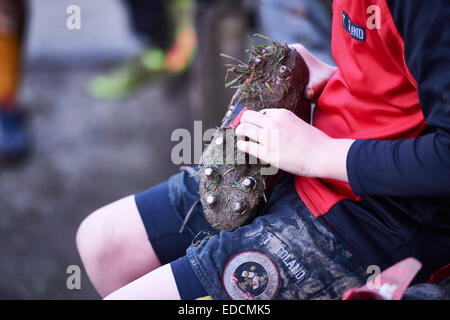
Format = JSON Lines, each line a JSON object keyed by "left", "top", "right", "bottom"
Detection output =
{"left": 305, "top": 77, "right": 329, "bottom": 100}
{"left": 290, "top": 43, "right": 335, "bottom": 101}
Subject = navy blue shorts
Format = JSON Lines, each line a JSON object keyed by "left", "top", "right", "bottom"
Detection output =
{"left": 135, "top": 168, "right": 367, "bottom": 300}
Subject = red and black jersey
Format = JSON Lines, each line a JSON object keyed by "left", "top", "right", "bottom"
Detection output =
{"left": 295, "top": 0, "right": 450, "bottom": 282}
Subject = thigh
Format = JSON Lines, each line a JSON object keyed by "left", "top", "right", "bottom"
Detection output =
{"left": 78, "top": 169, "right": 214, "bottom": 297}
{"left": 104, "top": 263, "right": 181, "bottom": 300}
{"left": 77, "top": 195, "right": 161, "bottom": 297}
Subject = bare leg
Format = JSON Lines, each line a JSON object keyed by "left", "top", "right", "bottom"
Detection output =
{"left": 104, "top": 263, "right": 180, "bottom": 300}
{"left": 76, "top": 195, "right": 161, "bottom": 297}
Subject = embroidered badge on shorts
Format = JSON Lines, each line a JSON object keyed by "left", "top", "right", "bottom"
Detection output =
{"left": 222, "top": 251, "right": 279, "bottom": 300}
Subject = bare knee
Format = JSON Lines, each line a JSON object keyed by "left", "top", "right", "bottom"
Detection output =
{"left": 76, "top": 196, "right": 159, "bottom": 297}
{"left": 76, "top": 205, "right": 119, "bottom": 283}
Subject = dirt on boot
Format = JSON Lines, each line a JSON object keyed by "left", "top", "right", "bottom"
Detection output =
{"left": 198, "top": 36, "right": 310, "bottom": 231}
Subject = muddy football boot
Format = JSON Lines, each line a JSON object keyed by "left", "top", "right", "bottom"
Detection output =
{"left": 197, "top": 36, "right": 310, "bottom": 231}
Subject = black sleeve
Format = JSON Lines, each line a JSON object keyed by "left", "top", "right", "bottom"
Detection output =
{"left": 346, "top": 0, "right": 450, "bottom": 196}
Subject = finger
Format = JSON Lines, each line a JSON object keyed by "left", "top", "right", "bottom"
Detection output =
{"left": 305, "top": 87, "right": 314, "bottom": 100}
{"left": 289, "top": 43, "right": 307, "bottom": 56}
{"left": 290, "top": 43, "right": 319, "bottom": 70}
{"left": 235, "top": 123, "right": 266, "bottom": 144}
{"left": 240, "top": 110, "right": 268, "bottom": 128}
{"left": 236, "top": 140, "right": 269, "bottom": 163}
{"left": 305, "top": 79, "right": 328, "bottom": 100}
{"left": 290, "top": 43, "right": 335, "bottom": 100}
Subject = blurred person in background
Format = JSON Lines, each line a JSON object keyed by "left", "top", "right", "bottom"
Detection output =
{"left": 88, "top": 0, "right": 197, "bottom": 100}
{"left": 0, "top": 0, "right": 29, "bottom": 163}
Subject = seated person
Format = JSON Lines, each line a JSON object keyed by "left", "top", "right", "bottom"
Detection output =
{"left": 76, "top": 0, "right": 450, "bottom": 299}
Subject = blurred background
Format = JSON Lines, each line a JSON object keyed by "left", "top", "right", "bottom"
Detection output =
{"left": 0, "top": 0, "right": 332, "bottom": 299}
